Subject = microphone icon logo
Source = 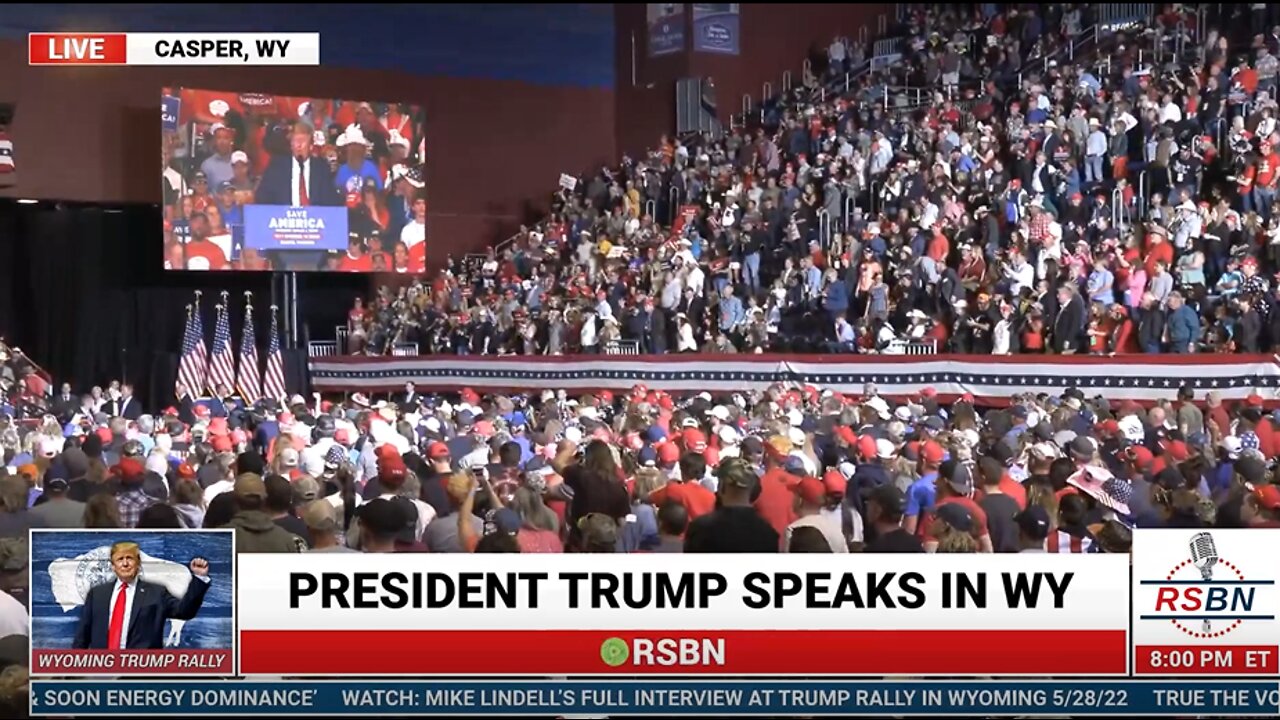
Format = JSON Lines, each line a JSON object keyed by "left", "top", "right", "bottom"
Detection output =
{"left": 1189, "top": 532, "right": 1219, "bottom": 634}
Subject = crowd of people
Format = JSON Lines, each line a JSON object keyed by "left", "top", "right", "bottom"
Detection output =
{"left": 7, "top": 5, "right": 1280, "bottom": 712}
{"left": 347, "top": 3, "right": 1280, "bottom": 357}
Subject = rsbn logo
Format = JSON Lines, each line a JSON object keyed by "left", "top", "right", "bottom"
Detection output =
{"left": 600, "top": 637, "right": 725, "bottom": 667}
{"left": 1139, "top": 532, "right": 1276, "bottom": 639}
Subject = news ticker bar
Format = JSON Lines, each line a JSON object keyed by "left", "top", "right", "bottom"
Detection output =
{"left": 28, "top": 680, "right": 1280, "bottom": 717}
{"left": 28, "top": 33, "right": 320, "bottom": 65}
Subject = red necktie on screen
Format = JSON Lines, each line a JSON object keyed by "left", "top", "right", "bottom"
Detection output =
{"left": 107, "top": 584, "right": 128, "bottom": 650}
{"left": 297, "top": 158, "right": 310, "bottom": 206}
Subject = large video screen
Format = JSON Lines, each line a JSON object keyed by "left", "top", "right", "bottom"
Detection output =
{"left": 161, "top": 87, "right": 426, "bottom": 272}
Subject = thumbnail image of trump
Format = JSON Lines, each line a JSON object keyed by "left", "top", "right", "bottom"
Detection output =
{"left": 72, "top": 541, "right": 210, "bottom": 650}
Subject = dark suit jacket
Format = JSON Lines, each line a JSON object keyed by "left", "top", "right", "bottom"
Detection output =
{"left": 73, "top": 576, "right": 210, "bottom": 650}
{"left": 103, "top": 398, "right": 142, "bottom": 421}
{"left": 255, "top": 155, "right": 342, "bottom": 207}
{"left": 1053, "top": 297, "right": 1087, "bottom": 353}
{"left": 52, "top": 395, "right": 78, "bottom": 423}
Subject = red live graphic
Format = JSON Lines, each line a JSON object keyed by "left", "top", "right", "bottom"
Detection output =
{"left": 1135, "top": 645, "right": 1278, "bottom": 675}
{"left": 29, "top": 33, "right": 127, "bottom": 65}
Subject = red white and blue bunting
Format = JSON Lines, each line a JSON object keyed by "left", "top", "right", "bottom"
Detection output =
{"left": 309, "top": 354, "right": 1280, "bottom": 405}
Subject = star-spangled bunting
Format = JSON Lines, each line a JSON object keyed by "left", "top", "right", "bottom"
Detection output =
{"left": 305, "top": 355, "right": 1280, "bottom": 402}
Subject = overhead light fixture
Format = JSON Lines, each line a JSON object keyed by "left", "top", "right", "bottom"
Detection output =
{"left": 16, "top": 199, "right": 37, "bottom": 204}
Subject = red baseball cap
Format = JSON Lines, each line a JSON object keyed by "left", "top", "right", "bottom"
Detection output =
{"left": 211, "top": 435, "right": 234, "bottom": 454}
{"left": 658, "top": 441, "right": 681, "bottom": 464}
{"left": 1254, "top": 485, "right": 1280, "bottom": 511}
{"left": 682, "top": 428, "right": 708, "bottom": 454}
{"left": 856, "top": 435, "right": 878, "bottom": 460}
{"left": 1129, "top": 445, "right": 1155, "bottom": 469}
{"left": 1161, "top": 439, "right": 1190, "bottom": 462}
{"left": 921, "top": 440, "right": 945, "bottom": 465}
{"left": 822, "top": 470, "right": 847, "bottom": 497}
{"left": 834, "top": 426, "right": 857, "bottom": 446}
{"left": 427, "top": 442, "right": 450, "bottom": 460}
{"left": 789, "top": 476, "right": 826, "bottom": 505}
{"left": 1248, "top": 394, "right": 1265, "bottom": 407}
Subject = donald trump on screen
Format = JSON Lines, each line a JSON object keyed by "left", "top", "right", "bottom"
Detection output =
{"left": 72, "top": 541, "right": 211, "bottom": 650}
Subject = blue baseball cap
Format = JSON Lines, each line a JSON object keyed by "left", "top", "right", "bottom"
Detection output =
{"left": 637, "top": 446, "right": 658, "bottom": 467}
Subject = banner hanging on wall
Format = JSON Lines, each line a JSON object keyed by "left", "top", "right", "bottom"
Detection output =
{"left": 647, "top": 3, "right": 686, "bottom": 56}
{"left": 692, "top": 3, "right": 740, "bottom": 55}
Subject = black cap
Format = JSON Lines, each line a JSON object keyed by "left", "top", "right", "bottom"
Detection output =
{"left": 1235, "top": 456, "right": 1268, "bottom": 486}
{"left": 1154, "top": 466, "right": 1186, "bottom": 491}
{"left": 935, "top": 502, "right": 974, "bottom": 533}
{"left": 1016, "top": 506, "right": 1050, "bottom": 540}
{"left": 358, "top": 498, "right": 412, "bottom": 538}
{"left": 944, "top": 461, "right": 974, "bottom": 494}
{"left": 866, "top": 484, "right": 905, "bottom": 516}
{"left": 989, "top": 441, "right": 1015, "bottom": 465}
{"left": 1069, "top": 436, "right": 1095, "bottom": 460}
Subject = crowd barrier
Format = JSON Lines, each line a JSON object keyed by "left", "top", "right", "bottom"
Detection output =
{"left": 1097, "top": 3, "right": 1154, "bottom": 30}
{"left": 308, "top": 353, "right": 1280, "bottom": 404}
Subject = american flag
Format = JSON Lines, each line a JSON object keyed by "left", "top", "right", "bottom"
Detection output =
{"left": 237, "top": 303, "right": 261, "bottom": 404}
{"left": 263, "top": 306, "right": 287, "bottom": 402}
{"left": 0, "top": 132, "right": 13, "bottom": 177}
{"left": 176, "top": 302, "right": 207, "bottom": 397}
{"left": 208, "top": 303, "right": 236, "bottom": 396}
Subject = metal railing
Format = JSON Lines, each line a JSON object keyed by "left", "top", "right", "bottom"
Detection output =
{"left": 816, "top": 208, "right": 831, "bottom": 252}
{"left": 605, "top": 340, "right": 641, "bottom": 355}
{"left": 843, "top": 195, "right": 856, "bottom": 233}
{"left": 336, "top": 325, "right": 350, "bottom": 351}
{"left": 1096, "top": 3, "right": 1155, "bottom": 31}
{"left": 884, "top": 338, "right": 938, "bottom": 355}
{"left": 391, "top": 343, "right": 420, "bottom": 357}
{"left": 783, "top": 70, "right": 793, "bottom": 94}
{"left": 1137, "top": 170, "right": 1149, "bottom": 221}
{"left": 668, "top": 185, "right": 681, "bottom": 224}
{"left": 762, "top": 82, "right": 772, "bottom": 105}
{"left": 308, "top": 341, "right": 338, "bottom": 357}
{"left": 644, "top": 198, "right": 656, "bottom": 220}
{"left": 742, "top": 94, "right": 751, "bottom": 115}
{"left": 872, "top": 36, "right": 904, "bottom": 60}
{"left": 1112, "top": 185, "right": 1130, "bottom": 227}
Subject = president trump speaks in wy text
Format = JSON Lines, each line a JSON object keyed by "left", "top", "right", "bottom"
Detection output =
{"left": 72, "top": 541, "right": 211, "bottom": 650}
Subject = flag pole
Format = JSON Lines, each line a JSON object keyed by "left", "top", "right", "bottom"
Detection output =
{"left": 177, "top": 303, "right": 192, "bottom": 399}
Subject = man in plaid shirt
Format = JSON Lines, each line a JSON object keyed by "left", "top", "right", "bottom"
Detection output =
{"left": 114, "top": 458, "right": 156, "bottom": 529}
{"left": 1027, "top": 203, "right": 1052, "bottom": 246}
